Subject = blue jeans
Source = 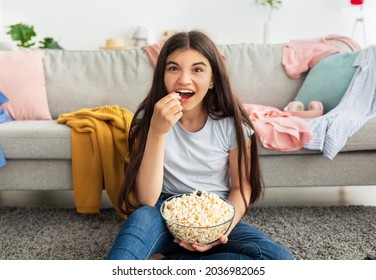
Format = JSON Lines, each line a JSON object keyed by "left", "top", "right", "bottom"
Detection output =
{"left": 107, "top": 198, "right": 294, "bottom": 260}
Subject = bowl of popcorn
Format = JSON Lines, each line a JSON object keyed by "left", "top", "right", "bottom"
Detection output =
{"left": 160, "top": 191, "right": 235, "bottom": 244}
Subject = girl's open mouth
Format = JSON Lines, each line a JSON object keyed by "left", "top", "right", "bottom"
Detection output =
{"left": 176, "top": 89, "right": 194, "bottom": 101}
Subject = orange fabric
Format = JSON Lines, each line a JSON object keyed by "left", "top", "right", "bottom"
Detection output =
{"left": 243, "top": 104, "right": 312, "bottom": 151}
{"left": 57, "top": 105, "right": 134, "bottom": 217}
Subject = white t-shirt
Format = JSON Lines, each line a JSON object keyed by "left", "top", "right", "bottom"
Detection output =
{"left": 163, "top": 116, "right": 251, "bottom": 198}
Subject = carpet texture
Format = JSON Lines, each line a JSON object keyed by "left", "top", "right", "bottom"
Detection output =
{"left": 1, "top": 205, "right": 375, "bottom": 260}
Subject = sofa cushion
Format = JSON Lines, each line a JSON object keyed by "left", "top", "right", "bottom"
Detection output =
{"left": 218, "top": 44, "right": 305, "bottom": 110}
{"left": 2, "top": 117, "right": 375, "bottom": 160}
{"left": 0, "top": 51, "right": 52, "bottom": 120}
{"left": 0, "top": 120, "right": 71, "bottom": 159}
{"left": 43, "top": 49, "right": 154, "bottom": 119}
{"left": 294, "top": 51, "right": 359, "bottom": 114}
{"left": 42, "top": 45, "right": 304, "bottom": 119}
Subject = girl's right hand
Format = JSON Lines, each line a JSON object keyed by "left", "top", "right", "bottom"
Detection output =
{"left": 150, "top": 92, "right": 183, "bottom": 135}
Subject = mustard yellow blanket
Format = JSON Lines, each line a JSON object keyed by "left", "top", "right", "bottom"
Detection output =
{"left": 57, "top": 105, "right": 134, "bottom": 217}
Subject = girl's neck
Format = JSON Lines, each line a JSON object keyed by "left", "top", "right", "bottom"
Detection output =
{"left": 179, "top": 109, "right": 208, "bottom": 132}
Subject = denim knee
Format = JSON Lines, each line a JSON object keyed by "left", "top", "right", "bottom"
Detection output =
{"left": 107, "top": 205, "right": 169, "bottom": 260}
{"left": 227, "top": 221, "right": 294, "bottom": 260}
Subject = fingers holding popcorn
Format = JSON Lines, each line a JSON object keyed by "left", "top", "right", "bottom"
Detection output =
{"left": 150, "top": 92, "right": 183, "bottom": 134}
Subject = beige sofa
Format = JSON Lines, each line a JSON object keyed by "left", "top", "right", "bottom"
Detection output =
{"left": 0, "top": 44, "right": 375, "bottom": 195}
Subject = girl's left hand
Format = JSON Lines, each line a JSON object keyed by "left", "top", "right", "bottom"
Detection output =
{"left": 173, "top": 235, "right": 228, "bottom": 252}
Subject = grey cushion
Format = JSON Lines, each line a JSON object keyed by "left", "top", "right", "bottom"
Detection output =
{"left": 41, "top": 44, "right": 303, "bottom": 119}
{"left": 1, "top": 117, "right": 376, "bottom": 160}
{"left": 219, "top": 44, "right": 305, "bottom": 110}
{"left": 43, "top": 49, "right": 154, "bottom": 118}
{"left": 0, "top": 120, "right": 71, "bottom": 159}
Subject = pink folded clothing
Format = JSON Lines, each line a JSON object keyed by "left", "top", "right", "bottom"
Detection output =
{"left": 243, "top": 104, "right": 313, "bottom": 151}
{"left": 282, "top": 34, "right": 361, "bottom": 79}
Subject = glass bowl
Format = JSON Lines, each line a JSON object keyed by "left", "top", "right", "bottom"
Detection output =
{"left": 160, "top": 191, "right": 235, "bottom": 244}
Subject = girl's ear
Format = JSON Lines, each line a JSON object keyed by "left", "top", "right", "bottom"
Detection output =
{"left": 209, "top": 79, "right": 214, "bottom": 89}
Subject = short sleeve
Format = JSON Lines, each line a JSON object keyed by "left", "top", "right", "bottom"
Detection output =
{"left": 229, "top": 122, "right": 253, "bottom": 150}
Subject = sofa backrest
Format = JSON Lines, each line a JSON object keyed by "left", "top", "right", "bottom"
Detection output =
{"left": 219, "top": 44, "right": 305, "bottom": 109}
{"left": 43, "top": 49, "right": 154, "bottom": 119}
{"left": 43, "top": 44, "right": 304, "bottom": 119}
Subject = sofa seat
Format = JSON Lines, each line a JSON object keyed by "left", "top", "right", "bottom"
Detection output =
{"left": 0, "top": 120, "right": 71, "bottom": 190}
{"left": 258, "top": 117, "right": 376, "bottom": 156}
{"left": 0, "top": 120, "right": 71, "bottom": 159}
{"left": 1, "top": 117, "right": 376, "bottom": 160}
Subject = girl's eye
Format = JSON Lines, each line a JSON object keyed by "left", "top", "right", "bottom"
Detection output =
{"left": 168, "top": 66, "right": 178, "bottom": 71}
{"left": 193, "top": 67, "right": 203, "bottom": 73}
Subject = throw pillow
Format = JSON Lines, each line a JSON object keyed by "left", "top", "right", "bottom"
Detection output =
{"left": 294, "top": 51, "right": 359, "bottom": 114}
{"left": 0, "top": 51, "right": 52, "bottom": 120}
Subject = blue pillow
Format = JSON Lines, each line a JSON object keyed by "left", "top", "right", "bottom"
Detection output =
{"left": 294, "top": 51, "right": 359, "bottom": 113}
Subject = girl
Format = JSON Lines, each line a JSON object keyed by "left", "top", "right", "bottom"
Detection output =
{"left": 107, "top": 31, "right": 293, "bottom": 260}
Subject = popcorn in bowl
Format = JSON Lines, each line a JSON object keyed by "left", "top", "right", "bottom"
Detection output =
{"left": 160, "top": 191, "right": 235, "bottom": 244}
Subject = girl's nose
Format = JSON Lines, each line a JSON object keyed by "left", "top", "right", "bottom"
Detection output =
{"left": 178, "top": 71, "right": 192, "bottom": 85}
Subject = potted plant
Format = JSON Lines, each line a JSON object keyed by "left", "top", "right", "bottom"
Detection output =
{"left": 6, "top": 23, "right": 63, "bottom": 49}
{"left": 254, "top": 0, "right": 283, "bottom": 44}
{"left": 255, "top": 0, "right": 283, "bottom": 11}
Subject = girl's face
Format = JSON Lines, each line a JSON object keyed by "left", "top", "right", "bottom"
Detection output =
{"left": 164, "top": 48, "right": 213, "bottom": 114}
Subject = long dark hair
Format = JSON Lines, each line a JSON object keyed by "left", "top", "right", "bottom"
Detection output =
{"left": 119, "top": 31, "right": 263, "bottom": 216}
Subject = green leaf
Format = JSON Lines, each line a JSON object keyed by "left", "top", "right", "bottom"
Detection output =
{"left": 6, "top": 23, "right": 36, "bottom": 48}
{"left": 255, "top": 0, "right": 283, "bottom": 9}
{"left": 39, "top": 37, "right": 63, "bottom": 49}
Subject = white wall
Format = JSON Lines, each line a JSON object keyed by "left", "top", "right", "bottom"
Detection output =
{"left": 0, "top": 0, "right": 4, "bottom": 41}
{"left": 1, "top": 0, "right": 375, "bottom": 50}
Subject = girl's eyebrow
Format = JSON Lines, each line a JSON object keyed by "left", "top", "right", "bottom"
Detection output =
{"left": 193, "top": 62, "right": 208, "bottom": 67}
{"left": 166, "top": 61, "right": 208, "bottom": 67}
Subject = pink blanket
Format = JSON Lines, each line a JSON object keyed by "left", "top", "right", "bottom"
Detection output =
{"left": 243, "top": 104, "right": 312, "bottom": 151}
